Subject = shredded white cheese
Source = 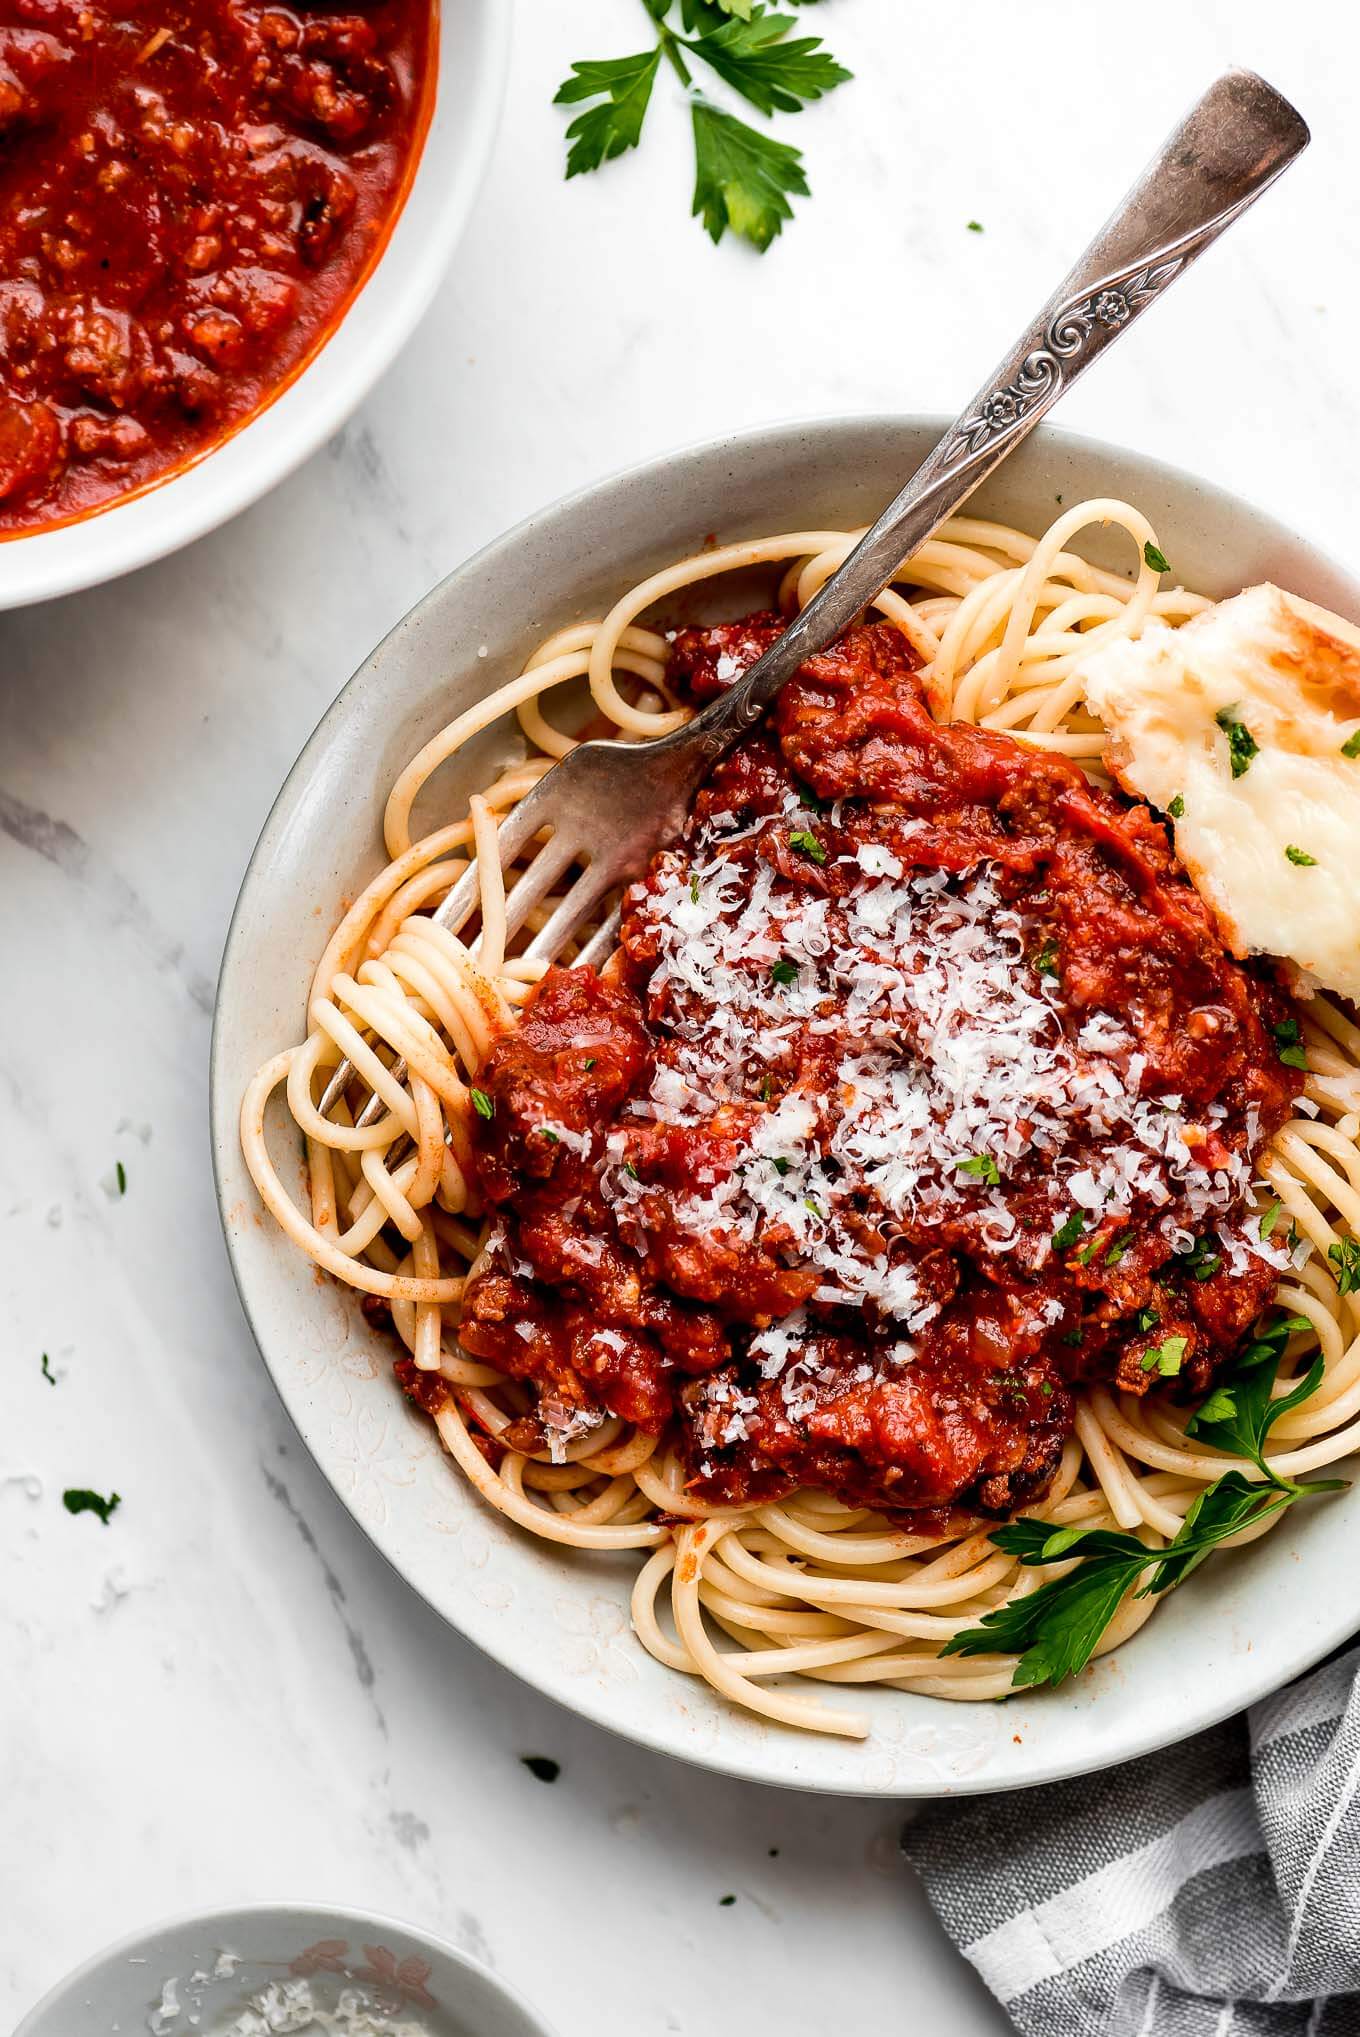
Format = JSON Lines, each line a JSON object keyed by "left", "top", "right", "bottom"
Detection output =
{"left": 606, "top": 784, "right": 1282, "bottom": 1435}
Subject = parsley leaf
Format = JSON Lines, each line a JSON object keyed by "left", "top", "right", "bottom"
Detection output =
{"left": 1285, "top": 845, "right": 1317, "bottom": 867}
{"left": 1273, "top": 1016, "right": 1309, "bottom": 1072}
{"left": 787, "top": 828, "right": 826, "bottom": 864}
{"left": 942, "top": 1311, "right": 1346, "bottom": 1688}
{"left": 1052, "top": 1209, "right": 1086, "bottom": 1252}
{"left": 557, "top": 4, "right": 850, "bottom": 250}
{"left": 958, "top": 1154, "right": 1000, "bottom": 1186}
{"left": 770, "top": 1156, "right": 791, "bottom": 1175}
{"left": 1342, "top": 729, "right": 1360, "bottom": 760}
{"left": 1185, "top": 1311, "right": 1334, "bottom": 1493}
{"left": 1215, "top": 704, "right": 1259, "bottom": 779}
{"left": 690, "top": 875, "right": 701, "bottom": 902}
{"left": 1259, "top": 1202, "right": 1283, "bottom": 1240}
{"left": 554, "top": 49, "right": 662, "bottom": 178}
{"left": 681, "top": 6, "right": 851, "bottom": 119}
{"left": 943, "top": 1461, "right": 1337, "bottom": 1689}
{"left": 1168, "top": 794, "right": 1185, "bottom": 819}
{"left": 1143, "top": 541, "right": 1170, "bottom": 575}
{"left": 1032, "top": 938, "right": 1060, "bottom": 978}
{"left": 470, "top": 1087, "right": 494, "bottom": 1120}
{"left": 691, "top": 98, "right": 807, "bottom": 249}
{"left": 1176, "top": 1233, "right": 1222, "bottom": 1283}
{"left": 64, "top": 1487, "right": 120, "bottom": 1525}
{"left": 1329, "top": 1238, "right": 1360, "bottom": 1296}
{"left": 942, "top": 1520, "right": 1154, "bottom": 1689}
{"left": 1140, "top": 1334, "right": 1186, "bottom": 1377}
{"left": 769, "top": 957, "right": 798, "bottom": 985}
{"left": 967, "top": 219, "right": 984, "bottom": 232}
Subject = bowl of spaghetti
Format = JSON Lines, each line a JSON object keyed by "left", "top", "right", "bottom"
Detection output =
{"left": 213, "top": 415, "right": 1360, "bottom": 1794}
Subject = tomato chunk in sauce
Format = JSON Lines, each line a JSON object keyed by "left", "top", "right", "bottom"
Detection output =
{"left": 454, "top": 615, "right": 1302, "bottom": 1525}
{"left": 0, "top": 0, "right": 431, "bottom": 532}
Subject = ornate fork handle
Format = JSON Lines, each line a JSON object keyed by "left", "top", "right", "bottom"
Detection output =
{"left": 682, "top": 67, "right": 1307, "bottom": 749}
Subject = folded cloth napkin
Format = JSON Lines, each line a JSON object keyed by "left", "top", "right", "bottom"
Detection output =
{"left": 902, "top": 1645, "right": 1360, "bottom": 2035}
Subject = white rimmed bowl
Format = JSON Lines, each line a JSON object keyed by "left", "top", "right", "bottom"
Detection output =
{"left": 0, "top": 0, "right": 508, "bottom": 611}
{"left": 211, "top": 414, "right": 1360, "bottom": 1797}
{"left": 14, "top": 1901, "right": 554, "bottom": 2037}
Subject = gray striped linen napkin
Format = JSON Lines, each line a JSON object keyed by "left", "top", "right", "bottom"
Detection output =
{"left": 902, "top": 1645, "right": 1360, "bottom": 2035}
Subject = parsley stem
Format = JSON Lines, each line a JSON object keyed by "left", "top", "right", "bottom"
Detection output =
{"left": 655, "top": 20, "right": 692, "bottom": 88}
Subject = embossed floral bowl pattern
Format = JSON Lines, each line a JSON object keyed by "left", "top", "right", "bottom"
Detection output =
{"left": 211, "top": 415, "right": 1360, "bottom": 1795}
{"left": 14, "top": 1901, "right": 555, "bottom": 2037}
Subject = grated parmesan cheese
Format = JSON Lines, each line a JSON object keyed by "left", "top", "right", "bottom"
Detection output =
{"left": 605, "top": 781, "right": 1283, "bottom": 1422}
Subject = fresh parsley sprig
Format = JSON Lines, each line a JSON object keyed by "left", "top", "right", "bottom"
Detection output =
{"left": 941, "top": 1312, "right": 1344, "bottom": 1689}
{"left": 554, "top": 1, "right": 853, "bottom": 250}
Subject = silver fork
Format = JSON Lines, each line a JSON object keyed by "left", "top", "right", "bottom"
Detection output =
{"left": 322, "top": 68, "right": 1305, "bottom": 1126}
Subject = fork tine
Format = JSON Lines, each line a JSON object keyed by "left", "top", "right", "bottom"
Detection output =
{"left": 425, "top": 780, "right": 560, "bottom": 943}
{"left": 501, "top": 829, "right": 581, "bottom": 942}
{"left": 573, "top": 902, "right": 623, "bottom": 972}
{"left": 316, "top": 777, "right": 575, "bottom": 1122}
{"left": 521, "top": 860, "right": 617, "bottom": 965}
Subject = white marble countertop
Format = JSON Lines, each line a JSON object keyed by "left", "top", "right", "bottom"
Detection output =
{"left": 5, "top": 3, "right": 1360, "bottom": 2031}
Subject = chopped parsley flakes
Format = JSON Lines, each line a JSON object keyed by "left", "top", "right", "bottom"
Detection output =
{"left": 1143, "top": 541, "right": 1170, "bottom": 575}
{"left": 787, "top": 829, "right": 826, "bottom": 864}
{"left": 957, "top": 1153, "right": 1000, "bottom": 1185}
{"left": 470, "top": 1087, "right": 494, "bottom": 1120}
{"left": 1177, "top": 1233, "right": 1222, "bottom": 1283}
{"left": 1168, "top": 794, "right": 1185, "bottom": 820}
{"left": 41, "top": 1352, "right": 56, "bottom": 1385}
{"left": 769, "top": 958, "right": 798, "bottom": 986}
{"left": 63, "top": 1487, "right": 120, "bottom": 1525}
{"left": 1032, "top": 938, "right": 1060, "bottom": 978}
{"left": 1214, "top": 704, "right": 1259, "bottom": 779}
{"left": 115, "top": 1160, "right": 127, "bottom": 1195}
{"left": 1141, "top": 1335, "right": 1186, "bottom": 1377}
{"left": 1259, "top": 1203, "right": 1283, "bottom": 1240}
{"left": 1273, "top": 1017, "right": 1309, "bottom": 1071}
{"left": 1342, "top": 729, "right": 1360, "bottom": 759}
{"left": 1052, "top": 1209, "right": 1086, "bottom": 1252}
{"left": 1285, "top": 845, "right": 1317, "bottom": 867}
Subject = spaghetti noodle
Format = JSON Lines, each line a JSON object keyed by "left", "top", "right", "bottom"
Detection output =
{"left": 240, "top": 501, "right": 1360, "bottom": 1738}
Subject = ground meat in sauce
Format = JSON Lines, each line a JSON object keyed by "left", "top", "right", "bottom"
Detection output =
{"left": 0, "top": 0, "right": 429, "bottom": 532}
{"left": 454, "top": 613, "right": 1302, "bottom": 1524}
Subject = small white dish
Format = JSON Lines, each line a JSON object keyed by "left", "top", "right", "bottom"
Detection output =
{"left": 15, "top": 1901, "right": 554, "bottom": 2037}
{"left": 0, "top": 0, "right": 508, "bottom": 611}
{"left": 211, "top": 414, "right": 1360, "bottom": 1796}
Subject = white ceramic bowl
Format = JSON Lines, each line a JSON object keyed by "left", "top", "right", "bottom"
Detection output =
{"left": 0, "top": 0, "right": 508, "bottom": 612}
{"left": 212, "top": 415, "right": 1360, "bottom": 1797}
{"left": 15, "top": 1901, "right": 554, "bottom": 2037}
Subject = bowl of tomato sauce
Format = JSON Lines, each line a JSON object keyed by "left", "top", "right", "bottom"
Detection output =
{"left": 0, "top": 0, "right": 506, "bottom": 605}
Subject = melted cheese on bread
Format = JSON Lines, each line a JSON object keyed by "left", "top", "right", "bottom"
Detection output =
{"left": 1074, "top": 583, "right": 1360, "bottom": 1002}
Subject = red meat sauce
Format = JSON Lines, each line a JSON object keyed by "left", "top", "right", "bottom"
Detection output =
{"left": 413, "top": 612, "right": 1301, "bottom": 1527}
{"left": 0, "top": 0, "right": 432, "bottom": 531}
